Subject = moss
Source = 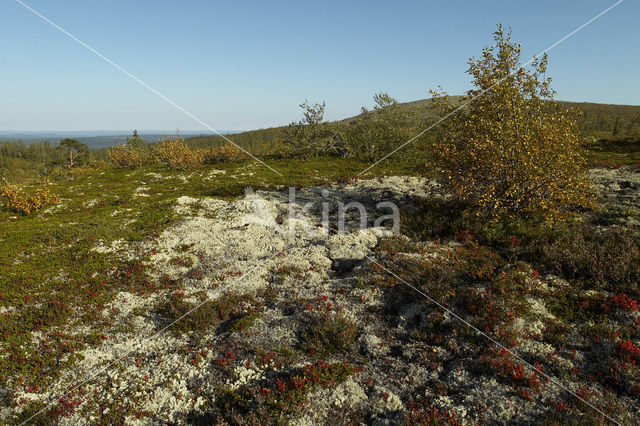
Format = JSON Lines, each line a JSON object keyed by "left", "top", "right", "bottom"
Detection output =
{"left": 274, "top": 345, "right": 297, "bottom": 362}
{"left": 544, "top": 289, "right": 609, "bottom": 324}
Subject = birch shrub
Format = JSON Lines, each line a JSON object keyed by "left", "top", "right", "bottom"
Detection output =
{"left": 431, "top": 25, "right": 594, "bottom": 222}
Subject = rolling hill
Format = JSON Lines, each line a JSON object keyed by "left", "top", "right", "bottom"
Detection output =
{"left": 183, "top": 97, "right": 640, "bottom": 155}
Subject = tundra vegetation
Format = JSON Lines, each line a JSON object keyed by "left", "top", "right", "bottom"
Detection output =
{"left": 1, "top": 25, "right": 640, "bottom": 424}
{"left": 430, "top": 26, "right": 593, "bottom": 222}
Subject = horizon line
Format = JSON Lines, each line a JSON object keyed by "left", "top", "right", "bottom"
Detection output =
{"left": 2, "top": 96, "right": 640, "bottom": 135}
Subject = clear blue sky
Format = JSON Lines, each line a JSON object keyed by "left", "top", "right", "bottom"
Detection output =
{"left": 0, "top": 0, "right": 637, "bottom": 131}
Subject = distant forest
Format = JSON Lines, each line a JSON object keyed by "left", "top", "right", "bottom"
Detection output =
{"left": 0, "top": 141, "right": 89, "bottom": 183}
{"left": 2, "top": 98, "right": 639, "bottom": 183}
{"left": 565, "top": 101, "right": 640, "bottom": 138}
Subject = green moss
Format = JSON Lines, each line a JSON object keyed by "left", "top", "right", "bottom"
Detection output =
{"left": 216, "top": 387, "right": 251, "bottom": 414}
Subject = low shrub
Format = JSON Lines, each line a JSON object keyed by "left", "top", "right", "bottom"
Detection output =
{"left": 404, "top": 405, "right": 461, "bottom": 426}
{"left": 401, "top": 198, "right": 550, "bottom": 250}
{"left": 203, "top": 144, "right": 248, "bottom": 163}
{"left": 478, "top": 347, "right": 547, "bottom": 400}
{"left": 454, "top": 241, "right": 502, "bottom": 280}
{"left": 541, "top": 225, "right": 640, "bottom": 296}
{"left": 66, "top": 163, "right": 103, "bottom": 177}
{"left": 215, "top": 360, "right": 357, "bottom": 422}
{"left": 590, "top": 338, "right": 640, "bottom": 398}
{"left": 0, "top": 184, "right": 60, "bottom": 214}
{"left": 262, "top": 360, "right": 357, "bottom": 414}
{"left": 152, "top": 138, "right": 203, "bottom": 170}
{"left": 107, "top": 145, "right": 150, "bottom": 168}
{"left": 301, "top": 312, "right": 358, "bottom": 356}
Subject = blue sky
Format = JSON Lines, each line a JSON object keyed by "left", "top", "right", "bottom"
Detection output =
{"left": 0, "top": 0, "right": 637, "bottom": 131}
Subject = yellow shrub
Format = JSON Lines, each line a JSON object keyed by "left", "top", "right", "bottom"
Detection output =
{"left": 430, "top": 26, "right": 594, "bottom": 222}
{"left": 0, "top": 184, "right": 60, "bottom": 215}
{"left": 107, "top": 145, "right": 150, "bottom": 168}
{"left": 202, "top": 144, "right": 248, "bottom": 163}
{"left": 67, "top": 164, "right": 102, "bottom": 177}
{"left": 153, "top": 138, "right": 203, "bottom": 170}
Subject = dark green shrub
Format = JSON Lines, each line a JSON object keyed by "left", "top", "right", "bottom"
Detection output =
{"left": 301, "top": 312, "right": 358, "bottom": 356}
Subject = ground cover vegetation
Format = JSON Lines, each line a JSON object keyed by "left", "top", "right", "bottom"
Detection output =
{"left": 1, "top": 24, "right": 640, "bottom": 424}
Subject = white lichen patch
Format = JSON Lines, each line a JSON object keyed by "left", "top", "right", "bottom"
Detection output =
{"left": 174, "top": 195, "right": 226, "bottom": 216}
{"left": 299, "top": 377, "right": 368, "bottom": 424}
{"left": 206, "top": 169, "right": 226, "bottom": 178}
{"left": 11, "top": 182, "right": 397, "bottom": 424}
{"left": 91, "top": 238, "right": 126, "bottom": 254}
{"left": 328, "top": 228, "right": 390, "bottom": 262}
{"left": 0, "top": 305, "right": 16, "bottom": 315}
{"left": 43, "top": 204, "right": 65, "bottom": 214}
{"left": 133, "top": 186, "right": 150, "bottom": 197}
{"left": 226, "top": 365, "right": 266, "bottom": 390}
{"left": 83, "top": 199, "right": 99, "bottom": 208}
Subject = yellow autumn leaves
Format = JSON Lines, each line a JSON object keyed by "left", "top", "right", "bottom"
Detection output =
{"left": 151, "top": 138, "right": 203, "bottom": 170}
{"left": 107, "top": 137, "right": 246, "bottom": 170}
{"left": 430, "top": 25, "right": 594, "bottom": 222}
{"left": 106, "top": 144, "right": 151, "bottom": 168}
{"left": 0, "top": 184, "right": 60, "bottom": 215}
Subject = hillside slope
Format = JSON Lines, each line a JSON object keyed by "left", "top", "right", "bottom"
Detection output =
{"left": 340, "top": 97, "right": 640, "bottom": 138}
{"left": 183, "top": 97, "right": 640, "bottom": 155}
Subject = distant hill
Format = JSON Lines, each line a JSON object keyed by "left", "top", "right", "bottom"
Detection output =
{"left": 556, "top": 101, "right": 640, "bottom": 138}
{"left": 182, "top": 97, "right": 640, "bottom": 155}
{"left": 339, "top": 96, "right": 452, "bottom": 125}
{"left": 3, "top": 98, "right": 638, "bottom": 152}
{"left": 341, "top": 97, "right": 640, "bottom": 138}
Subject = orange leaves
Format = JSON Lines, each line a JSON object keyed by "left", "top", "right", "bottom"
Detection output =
{"left": 108, "top": 137, "right": 208, "bottom": 170}
{"left": 202, "top": 144, "right": 247, "bottom": 163}
{"left": 106, "top": 144, "right": 150, "bottom": 168}
{"left": 152, "top": 138, "right": 203, "bottom": 170}
{"left": 0, "top": 184, "right": 60, "bottom": 215}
